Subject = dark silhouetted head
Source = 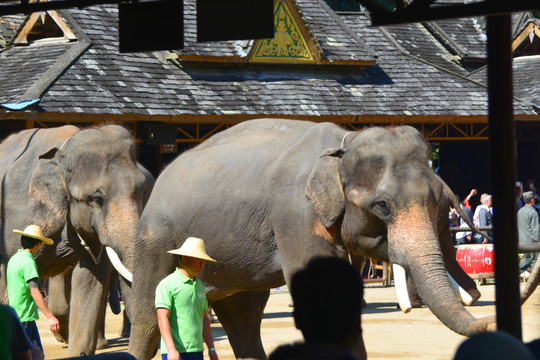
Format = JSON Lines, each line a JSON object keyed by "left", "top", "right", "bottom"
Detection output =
{"left": 291, "top": 256, "right": 364, "bottom": 346}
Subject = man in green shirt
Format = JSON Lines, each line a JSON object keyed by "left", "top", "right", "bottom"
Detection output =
{"left": 7, "top": 225, "right": 60, "bottom": 352}
{"left": 155, "top": 237, "right": 218, "bottom": 360}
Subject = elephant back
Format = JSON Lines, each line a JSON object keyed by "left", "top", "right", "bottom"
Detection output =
{"left": 0, "top": 126, "right": 79, "bottom": 255}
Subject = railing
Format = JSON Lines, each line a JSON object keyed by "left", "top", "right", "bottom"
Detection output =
{"left": 449, "top": 226, "right": 493, "bottom": 233}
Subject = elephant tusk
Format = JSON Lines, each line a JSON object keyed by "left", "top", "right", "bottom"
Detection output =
{"left": 106, "top": 246, "right": 133, "bottom": 283}
{"left": 392, "top": 264, "right": 412, "bottom": 313}
{"left": 446, "top": 271, "right": 474, "bottom": 306}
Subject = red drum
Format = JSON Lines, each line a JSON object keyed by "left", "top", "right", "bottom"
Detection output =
{"left": 456, "top": 244, "right": 495, "bottom": 278}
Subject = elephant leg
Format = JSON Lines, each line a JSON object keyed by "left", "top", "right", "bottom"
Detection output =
{"left": 96, "top": 270, "right": 121, "bottom": 348}
{"left": 121, "top": 309, "right": 131, "bottom": 338}
{"left": 350, "top": 256, "right": 367, "bottom": 307}
{"left": 66, "top": 257, "right": 112, "bottom": 356}
{"left": 48, "top": 272, "right": 72, "bottom": 344}
{"left": 211, "top": 289, "right": 270, "bottom": 360}
{"left": 96, "top": 313, "right": 108, "bottom": 350}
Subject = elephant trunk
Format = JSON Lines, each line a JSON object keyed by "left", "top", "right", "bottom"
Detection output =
{"left": 520, "top": 254, "right": 540, "bottom": 304}
{"left": 103, "top": 197, "right": 140, "bottom": 322}
{"left": 389, "top": 203, "right": 495, "bottom": 337}
{"left": 128, "top": 222, "right": 171, "bottom": 360}
{"left": 105, "top": 197, "right": 139, "bottom": 273}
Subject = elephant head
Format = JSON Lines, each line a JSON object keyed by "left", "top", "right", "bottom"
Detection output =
{"left": 29, "top": 125, "right": 146, "bottom": 279}
{"left": 306, "top": 125, "right": 495, "bottom": 337}
{"left": 0, "top": 124, "right": 152, "bottom": 355}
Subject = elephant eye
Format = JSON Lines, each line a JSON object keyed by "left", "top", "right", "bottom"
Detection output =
{"left": 89, "top": 192, "right": 104, "bottom": 206}
{"left": 375, "top": 201, "right": 387, "bottom": 211}
{"left": 372, "top": 199, "right": 392, "bottom": 218}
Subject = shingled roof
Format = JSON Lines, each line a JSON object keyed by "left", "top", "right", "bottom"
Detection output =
{"left": 179, "top": 0, "right": 377, "bottom": 64}
{"left": 0, "top": 0, "right": 537, "bottom": 120}
{"left": 468, "top": 55, "right": 540, "bottom": 110}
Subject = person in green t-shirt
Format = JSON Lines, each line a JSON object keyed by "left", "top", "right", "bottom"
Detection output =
{"left": 155, "top": 237, "right": 218, "bottom": 360}
{"left": 6, "top": 225, "right": 60, "bottom": 352}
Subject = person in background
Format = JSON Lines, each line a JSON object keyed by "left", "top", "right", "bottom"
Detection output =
{"left": 462, "top": 188, "right": 477, "bottom": 210}
{"left": 6, "top": 225, "right": 60, "bottom": 353}
{"left": 477, "top": 195, "right": 493, "bottom": 244}
{"left": 155, "top": 237, "right": 218, "bottom": 360}
{"left": 473, "top": 193, "right": 489, "bottom": 228}
{"left": 516, "top": 181, "right": 524, "bottom": 211}
{"left": 517, "top": 191, "right": 540, "bottom": 278}
{"left": 455, "top": 197, "right": 474, "bottom": 245}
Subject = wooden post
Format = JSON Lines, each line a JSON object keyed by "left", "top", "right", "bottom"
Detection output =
{"left": 487, "top": 13, "right": 523, "bottom": 339}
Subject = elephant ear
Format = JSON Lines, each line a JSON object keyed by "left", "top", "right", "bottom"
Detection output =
{"left": 305, "top": 148, "right": 346, "bottom": 228}
{"left": 28, "top": 148, "right": 69, "bottom": 229}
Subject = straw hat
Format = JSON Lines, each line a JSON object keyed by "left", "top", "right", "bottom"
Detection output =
{"left": 13, "top": 225, "right": 54, "bottom": 245}
{"left": 168, "top": 237, "right": 216, "bottom": 262}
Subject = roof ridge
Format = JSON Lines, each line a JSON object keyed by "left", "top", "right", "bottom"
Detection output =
{"left": 290, "top": 0, "right": 324, "bottom": 60}
{"left": 6, "top": 13, "right": 28, "bottom": 46}
{"left": 304, "top": 0, "right": 378, "bottom": 60}
{"left": 423, "top": 21, "right": 468, "bottom": 58}
{"left": 322, "top": 0, "right": 377, "bottom": 59}
{"left": 379, "top": 25, "right": 483, "bottom": 82}
{"left": 20, "top": 40, "right": 90, "bottom": 101}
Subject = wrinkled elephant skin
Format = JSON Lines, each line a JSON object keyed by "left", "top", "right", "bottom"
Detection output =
{"left": 46, "top": 162, "right": 154, "bottom": 349}
{"left": 518, "top": 241, "right": 540, "bottom": 303}
{"left": 0, "top": 125, "right": 149, "bottom": 356}
{"left": 129, "top": 119, "right": 494, "bottom": 360}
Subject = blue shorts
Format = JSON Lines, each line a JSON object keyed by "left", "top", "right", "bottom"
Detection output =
{"left": 21, "top": 321, "right": 43, "bottom": 351}
{"left": 162, "top": 352, "right": 203, "bottom": 360}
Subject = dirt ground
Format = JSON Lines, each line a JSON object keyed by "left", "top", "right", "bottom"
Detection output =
{"left": 39, "top": 283, "right": 540, "bottom": 360}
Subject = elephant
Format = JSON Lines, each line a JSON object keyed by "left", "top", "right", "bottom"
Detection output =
{"left": 128, "top": 118, "right": 495, "bottom": 360}
{"left": 0, "top": 125, "right": 148, "bottom": 356}
{"left": 47, "top": 162, "right": 154, "bottom": 348}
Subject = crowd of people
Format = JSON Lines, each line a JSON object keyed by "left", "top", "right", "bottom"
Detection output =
{"left": 450, "top": 179, "right": 540, "bottom": 278}
{"left": 450, "top": 189, "right": 493, "bottom": 245}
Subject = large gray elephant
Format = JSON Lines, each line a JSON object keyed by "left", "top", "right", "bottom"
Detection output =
{"left": 47, "top": 162, "right": 154, "bottom": 348}
{"left": 0, "top": 125, "right": 147, "bottom": 356}
{"left": 128, "top": 119, "right": 495, "bottom": 360}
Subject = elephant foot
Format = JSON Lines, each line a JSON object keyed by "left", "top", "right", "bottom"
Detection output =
{"left": 54, "top": 332, "right": 68, "bottom": 344}
{"left": 361, "top": 298, "right": 367, "bottom": 308}
{"left": 96, "top": 337, "right": 109, "bottom": 350}
{"left": 410, "top": 299, "right": 423, "bottom": 308}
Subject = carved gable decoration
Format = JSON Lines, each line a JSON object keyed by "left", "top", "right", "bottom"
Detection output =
{"left": 249, "top": 0, "right": 316, "bottom": 63}
{"left": 14, "top": 10, "right": 76, "bottom": 45}
{"left": 512, "top": 22, "right": 540, "bottom": 57}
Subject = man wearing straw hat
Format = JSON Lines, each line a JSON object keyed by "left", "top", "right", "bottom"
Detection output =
{"left": 155, "top": 237, "right": 218, "bottom": 360}
{"left": 7, "top": 225, "right": 60, "bottom": 352}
